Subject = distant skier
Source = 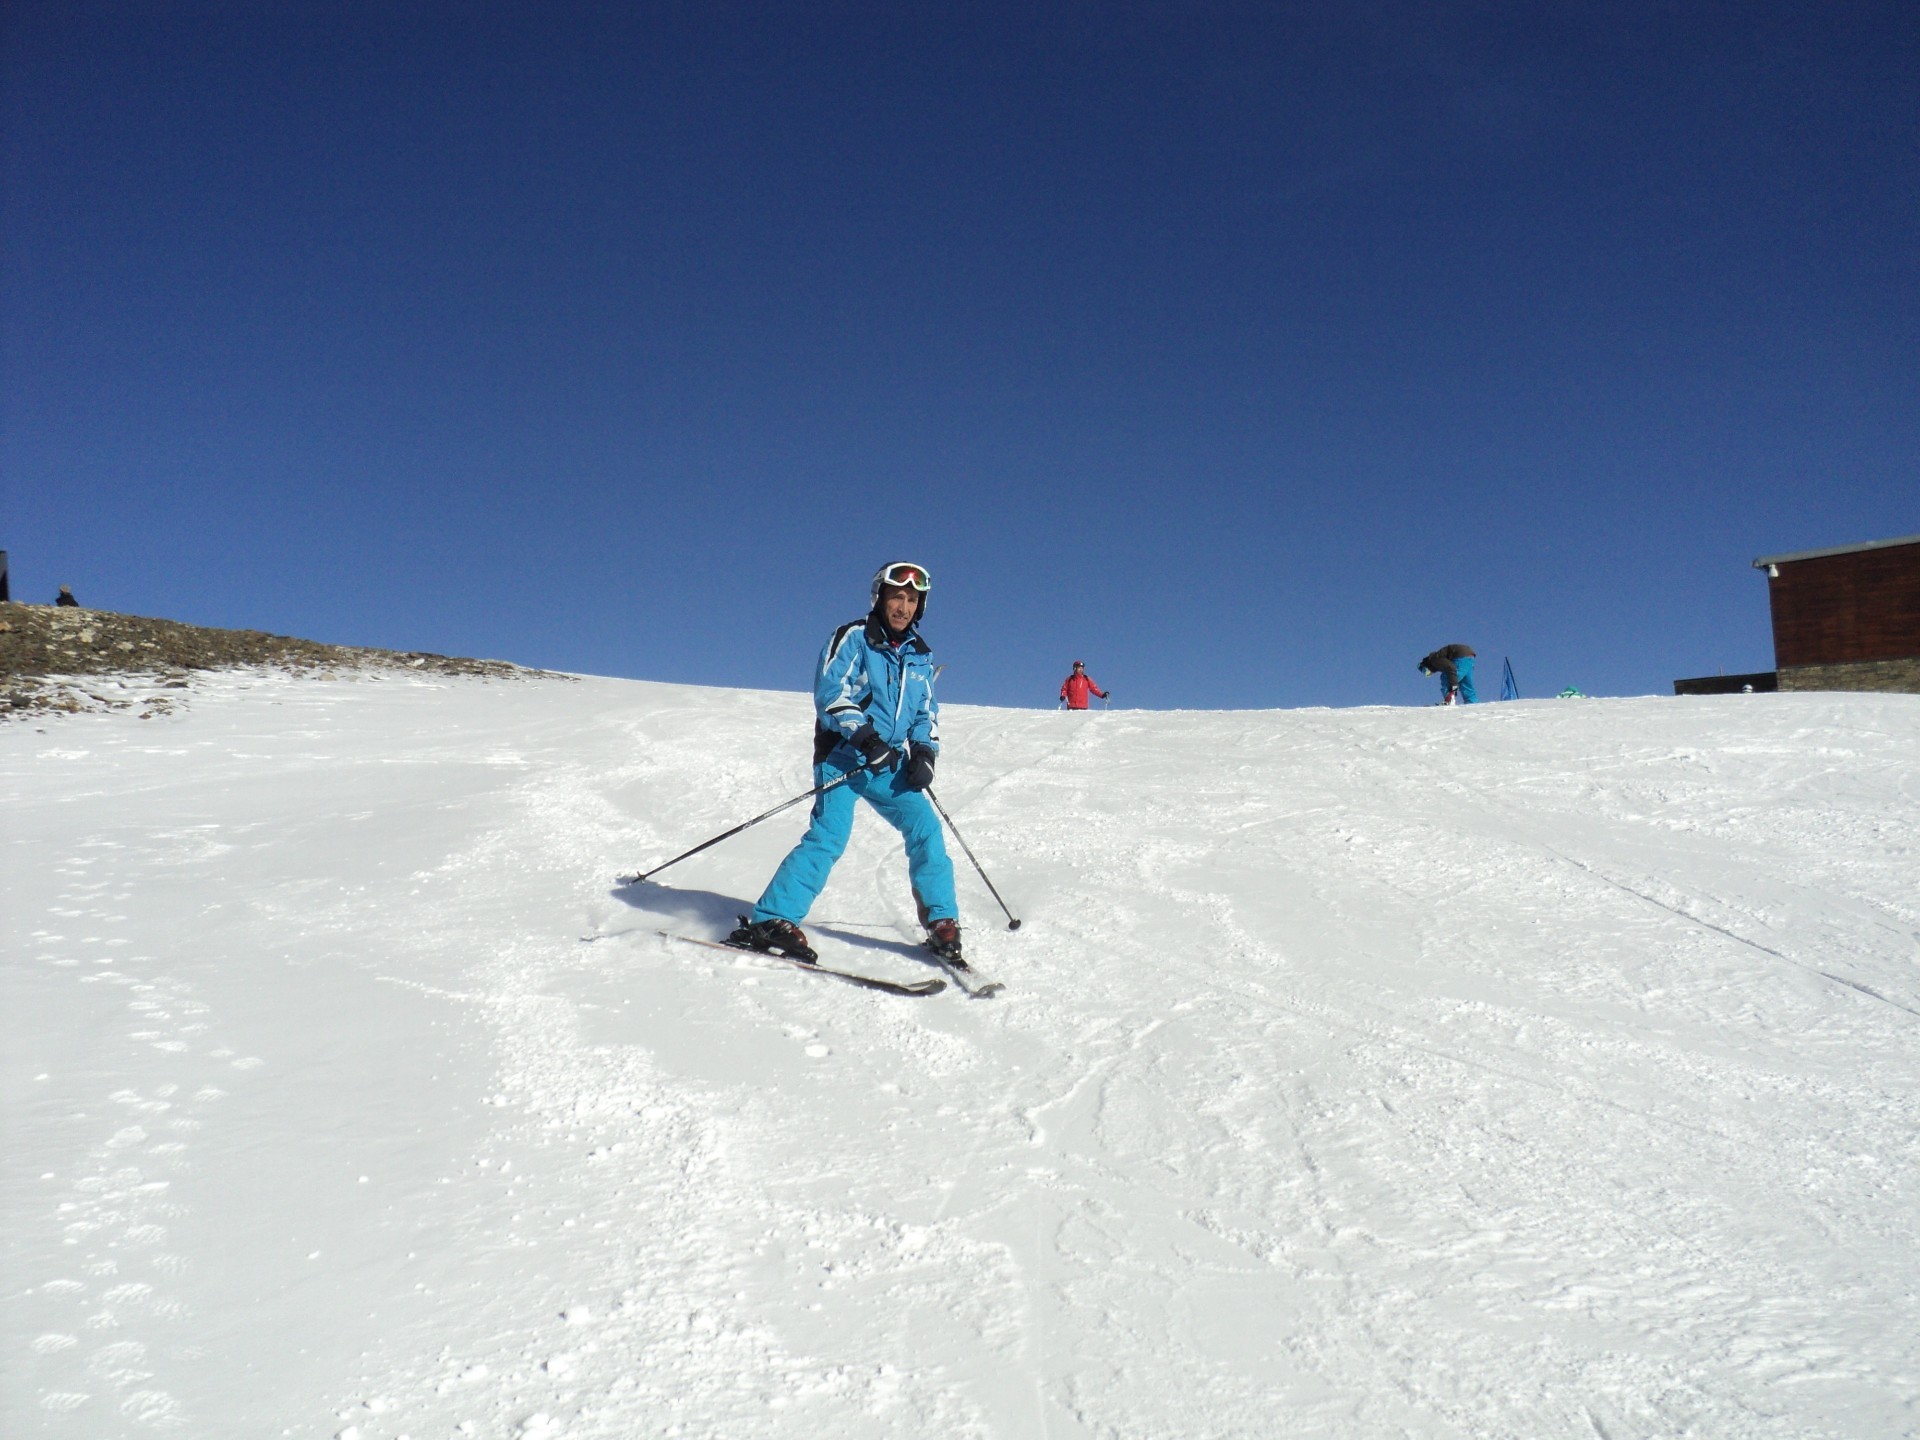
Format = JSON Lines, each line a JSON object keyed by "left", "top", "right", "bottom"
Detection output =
{"left": 55, "top": 585, "right": 80, "bottom": 607}
{"left": 1418, "top": 644, "right": 1479, "bottom": 704}
{"left": 1059, "top": 661, "right": 1109, "bottom": 710}
{"left": 731, "top": 562, "right": 964, "bottom": 964}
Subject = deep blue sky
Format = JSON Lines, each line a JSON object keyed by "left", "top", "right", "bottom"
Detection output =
{"left": 4, "top": 2, "right": 1914, "bottom": 708}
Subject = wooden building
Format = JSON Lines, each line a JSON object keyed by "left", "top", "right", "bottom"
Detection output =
{"left": 1753, "top": 533, "right": 1920, "bottom": 693}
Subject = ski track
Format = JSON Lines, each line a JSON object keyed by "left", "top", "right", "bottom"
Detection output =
{"left": 5, "top": 675, "right": 1918, "bottom": 1438}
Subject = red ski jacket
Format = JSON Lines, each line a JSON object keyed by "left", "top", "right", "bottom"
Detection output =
{"left": 1060, "top": 672, "right": 1107, "bottom": 709}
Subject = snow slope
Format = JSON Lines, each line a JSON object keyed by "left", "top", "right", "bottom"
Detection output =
{"left": 5, "top": 670, "right": 1918, "bottom": 1439}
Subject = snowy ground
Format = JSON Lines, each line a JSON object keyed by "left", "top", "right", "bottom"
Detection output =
{"left": 5, "top": 669, "right": 1918, "bottom": 1439}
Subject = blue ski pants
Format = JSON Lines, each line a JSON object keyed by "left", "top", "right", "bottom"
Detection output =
{"left": 1454, "top": 655, "right": 1478, "bottom": 703}
{"left": 750, "top": 752, "right": 957, "bottom": 925}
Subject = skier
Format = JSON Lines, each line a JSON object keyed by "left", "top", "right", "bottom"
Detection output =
{"left": 1418, "top": 644, "right": 1478, "bottom": 704}
{"left": 1059, "top": 660, "right": 1108, "bottom": 710}
{"left": 730, "top": 562, "right": 964, "bottom": 964}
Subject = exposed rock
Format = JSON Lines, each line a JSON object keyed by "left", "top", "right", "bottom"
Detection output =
{"left": 1, "top": 602, "right": 557, "bottom": 721}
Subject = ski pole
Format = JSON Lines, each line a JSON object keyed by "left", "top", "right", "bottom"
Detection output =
{"left": 619, "top": 768, "right": 863, "bottom": 886}
{"left": 925, "top": 787, "right": 1022, "bottom": 930}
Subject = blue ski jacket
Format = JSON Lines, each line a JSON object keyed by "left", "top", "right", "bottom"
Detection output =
{"left": 815, "top": 615, "right": 940, "bottom": 756}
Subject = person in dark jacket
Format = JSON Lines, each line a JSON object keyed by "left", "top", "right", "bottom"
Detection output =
{"left": 1059, "top": 661, "right": 1109, "bottom": 710}
{"left": 731, "top": 561, "right": 964, "bottom": 963}
{"left": 55, "top": 585, "right": 80, "bottom": 607}
{"left": 1419, "top": 644, "right": 1478, "bottom": 704}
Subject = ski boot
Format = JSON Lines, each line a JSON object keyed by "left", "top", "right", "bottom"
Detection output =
{"left": 728, "top": 915, "right": 818, "bottom": 964}
{"left": 925, "top": 918, "right": 965, "bottom": 964}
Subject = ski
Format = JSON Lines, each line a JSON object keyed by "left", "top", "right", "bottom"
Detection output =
{"left": 655, "top": 930, "right": 947, "bottom": 998}
{"left": 923, "top": 942, "right": 1005, "bottom": 998}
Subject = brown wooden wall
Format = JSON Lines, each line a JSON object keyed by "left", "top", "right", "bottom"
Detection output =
{"left": 1767, "top": 542, "right": 1920, "bottom": 668}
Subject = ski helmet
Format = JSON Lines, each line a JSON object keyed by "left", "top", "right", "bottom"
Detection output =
{"left": 871, "top": 561, "right": 931, "bottom": 624}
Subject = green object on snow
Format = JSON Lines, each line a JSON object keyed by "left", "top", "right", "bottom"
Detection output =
{"left": 1556, "top": 686, "right": 1585, "bottom": 699}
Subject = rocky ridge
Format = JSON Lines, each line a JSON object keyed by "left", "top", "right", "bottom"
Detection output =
{"left": 1, "top": 602, "right": 550, "bottom": 720}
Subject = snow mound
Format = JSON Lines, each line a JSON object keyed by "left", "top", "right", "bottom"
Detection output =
{"left": 6, "top": 670, "right": 1916, "bottom": 1438}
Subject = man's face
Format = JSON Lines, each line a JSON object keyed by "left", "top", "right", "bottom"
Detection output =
{"left": 880, "top": 584, "right": 919, "bottom": 632}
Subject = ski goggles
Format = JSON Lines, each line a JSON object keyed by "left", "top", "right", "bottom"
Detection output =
{"left": 875, "top": 562, "right": 931, "bottom": 592}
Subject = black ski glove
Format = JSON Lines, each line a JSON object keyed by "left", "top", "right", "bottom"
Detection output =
{"left": 850, "top": 724, "right": 900, "bottom": 773}
{"left": 901, "top": 743, "right": 936, "bottom": 792}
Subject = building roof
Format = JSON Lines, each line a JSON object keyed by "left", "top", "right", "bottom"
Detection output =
{"left": 1753, "top": 532, "right": 1920, "bottom": 569}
